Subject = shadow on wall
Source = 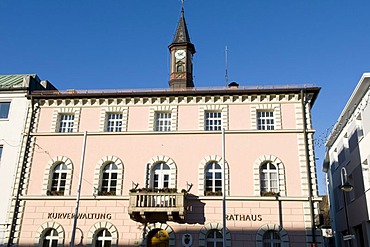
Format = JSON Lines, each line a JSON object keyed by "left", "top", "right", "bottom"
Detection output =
{"left": 13, "top": 228, "right": 322, "bottom": 247}
{"left": 185, "top": 194, "right": 206, "bottom": 224}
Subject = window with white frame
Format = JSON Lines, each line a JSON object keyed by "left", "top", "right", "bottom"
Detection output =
{"left": 206, "top": 229, "right": 223, "bottom": 247}
{"left": 95, "top": 229, "right": 112, "bottom": 247}
{"left": 257, "top": 111, "right": 274, "bottom": 130}
{"left": 0, "top": 102, "right": 10, "bottom": 119}
{"left": 49, "top": 163, "right": 67, "bottom": 195}
{"left": 260, "top": 162, "right": 278, "bottom": 195}
{"left": 262, "top": 230, "right": 281, "bottom": 247}
{"left": 106, "top": 113, "right": 123, "bottom": 132}
{"left": 205, "top": 162, "right": 222, "bottom": 195}
{"left": 205, "top": 111, "right": 222, "bottom": 131}
{"left": 152, "top": 162, "right": 171, "bottom": 189}
{"left": 100, "top": 162, "right": 118, "bottom": 195}
{"left": 155, "top": 112, "right": 171, "bottom": 131}
{"left": 58, "top": 114, "right": 75, "bottom": 133}
{"left": 41, "top": 229, "right": 59, "bottom": 247}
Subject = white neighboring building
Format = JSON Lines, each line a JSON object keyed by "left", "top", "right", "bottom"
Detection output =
{"left": 323, "top": 73, "right": 370, "bottom": 247}
{"left": 0, "top": 74, "right": 55, "bottom": 246}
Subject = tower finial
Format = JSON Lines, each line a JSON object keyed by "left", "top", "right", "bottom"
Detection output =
{"left": 181, "top": 0, "right": 185, "bottom": 12}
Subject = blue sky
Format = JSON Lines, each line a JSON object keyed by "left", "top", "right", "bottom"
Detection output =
{"left": 2, "top": 0, "right": 370, "bottom": 194}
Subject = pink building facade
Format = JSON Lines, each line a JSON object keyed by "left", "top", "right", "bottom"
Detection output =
{"left": 7, "top": 7, "right": 323, "bottom": 247}
{"left": 7, "top": 85, "right": 322, "bottom": 247}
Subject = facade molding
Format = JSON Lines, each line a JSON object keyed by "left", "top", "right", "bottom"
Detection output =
{"left": 42, "top": 156, "right": 74, "bottom": 196}
{"left": 93, "top": 156, "right": 124, "bottom": 196}
{"left": 198, "top": 222, "right": 231, "bottom": 247}
{"left": 98, "top": 106, "right": 128, "bottom": 132}
{"left": 149, "top": 105, "right": 178, "bottom": 131}
{"left": 253, "top": 154, "right": 287, "bottom": 196}
{"left": 51, "top": 107, "right": 81, "bottom": 132}
{"left": 147, "top": 155, "right": 177, "bottom": 189}
{"left": 198, "top": 155, "right": 229, "bottom": 196}
{"left": 34, "top": 221, "right": 65, "bottom": 247}
{"left": 38, "top": 94, "right": 307, "bottom": 108}
{"left": 198, "top": 104, "right": 229, "bottom": 130}
{"left": 255, "top": 224, "right": 289, "bottom": 247}
{"left": 86, "top": 221, "right": 119, "bottom": 247}
{"left": 250, "top": 103, "right": 282, "bottom": 130}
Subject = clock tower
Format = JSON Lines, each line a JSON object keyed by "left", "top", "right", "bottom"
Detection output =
{"left": 168, "top": 7, "right": 196, "bottom": 89}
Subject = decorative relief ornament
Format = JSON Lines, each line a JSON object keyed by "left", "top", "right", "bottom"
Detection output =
{"left": 181, "top": 233, "right": 193, "bottom": 246}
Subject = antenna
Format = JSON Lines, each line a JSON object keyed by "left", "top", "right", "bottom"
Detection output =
{"left": 225, "top": 46, "right": 229, "bottom": 87}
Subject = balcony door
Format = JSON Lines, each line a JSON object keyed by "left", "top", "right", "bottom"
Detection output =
{"left": 152, "top": 163, "right": 171, "bottom": 190}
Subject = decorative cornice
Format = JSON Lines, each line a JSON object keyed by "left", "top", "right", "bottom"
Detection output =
{"left": 36, "top": 93, "right": 313, "bottom": 108}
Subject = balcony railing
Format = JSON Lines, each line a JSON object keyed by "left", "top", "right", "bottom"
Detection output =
{"left": 128, "top": 191, "right": 186, "bottom": 223}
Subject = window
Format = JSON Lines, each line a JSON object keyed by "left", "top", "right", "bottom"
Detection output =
{"left": 260, "top": 162, "right": 278, "bottom": 195}
{"left": 177, "top": 62, "right": 184, "bottom": 72}
{"left": 152, "top": 162, "right": 171, "bottom": 189}
{"left": 0, "top": 102, "right": 10, "bottom": 119}
{"left": 262, "top": 230, "right": 281, "bottom": 247}
{"left": 49, "top": 163, "right": 67, "bottom": 195}
{"left": 95, "top": 229, "right": 112, "bottom": 247}
{"left": 206, "top": 229, "right": 223, "bottom": 247}
{"left": 42, "top": 229, "right": 59, "bottom": 247}
{"left": 106, "top": 113, "right": 123, "bottom": 132}
{"left": 0, "top": 146, "right": 3, "bottom": 161}
{"left": 205, "top": 162, "right": 222, "bottom": 195}
{"left": 205, "top": 111, "right": 222, "bottom": 131}
{"left": 155, "top": 112, "right": 171, "bottom": 131}
{"left": 257, "top": 111, "right": 274, "bottom": 130}
{"left": 100, "top": 163, "right": 118, "bottom": 195}
{"left": 58, "top": 114, "right": 74, "bottom": 133}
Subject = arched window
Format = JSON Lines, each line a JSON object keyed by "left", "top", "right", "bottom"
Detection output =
{"left": 260, "top": 162, "right": 278, "bottom": 195}
{"left": 262, "top": 230, "right": 281, "bottom": 247}
{"left": 205, "top": 162, "right": 222, "bottom": 196}
{"left": 50, "top": 163, "right": 67, "bottom": 195}
{"left": 152, "top": 162, "right": 171, "bottom": 189}
{"left": 256, "top": 224, "right": 289, "bottom": 247}
{"left": 95, "top": 229, "right": 112, "bottom": 247}
{"left": 176, "top": 63, "right": 184, "bottom": 72}
{"left": 42, "top": 229, "right": 59, "bottom": 247}
{"left": 206, "top": 229, "right": 223, "bottom": 247}
{"left": 100, "top": 162, "right": 118, "bottom": 195}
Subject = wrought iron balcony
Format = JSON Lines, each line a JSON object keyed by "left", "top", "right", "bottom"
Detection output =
{"left": 128, "top": 190, "right": 186, "bottom": 223}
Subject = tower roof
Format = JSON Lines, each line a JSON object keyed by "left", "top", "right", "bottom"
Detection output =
{"left": 169, "top": 8, "right": 195, "bottom": 53}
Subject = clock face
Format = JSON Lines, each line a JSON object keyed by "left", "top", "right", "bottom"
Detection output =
{"left": 175, "top": 49, "right": 186, "bottom": 60}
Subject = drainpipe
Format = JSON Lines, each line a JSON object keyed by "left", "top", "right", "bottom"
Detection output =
{"left": 70, "top": 131, "right": 88, "bottom": 247}
{"left": 301, "top": 89, "right": 317, "bottom": 246}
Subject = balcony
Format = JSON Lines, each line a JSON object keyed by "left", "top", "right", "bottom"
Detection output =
{"left": 128, "top": 190, "right": 186, "bottom": 223}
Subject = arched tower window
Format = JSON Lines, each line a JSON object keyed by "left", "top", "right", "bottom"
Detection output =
{"left": 176, "top": 62, "right": 184, "bottom": 72}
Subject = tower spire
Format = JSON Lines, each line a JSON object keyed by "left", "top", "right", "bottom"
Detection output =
{"left": 168, "top": 2, "right": 196, "bottom": 89}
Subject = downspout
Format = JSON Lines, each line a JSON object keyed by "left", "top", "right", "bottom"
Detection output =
{"left": 301, "top": 89, "right": 317, "bottom": 245}
{"left": 7, "top": 95, "right": 35, "bottom": 246}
